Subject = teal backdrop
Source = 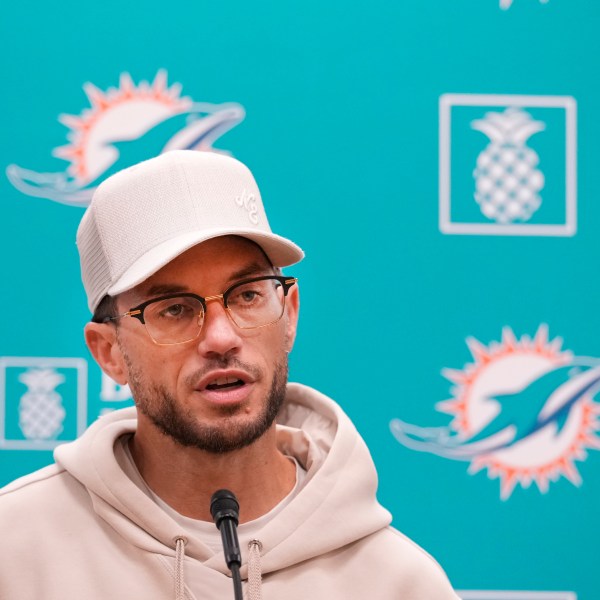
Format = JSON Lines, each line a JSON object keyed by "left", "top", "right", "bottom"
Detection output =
{"left": 1, "top": 2, "right": 598, "bottom": 599}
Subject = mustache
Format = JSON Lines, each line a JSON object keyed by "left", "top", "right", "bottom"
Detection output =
{"left": 184, "top": 356, "right": 264, "bottom": 388}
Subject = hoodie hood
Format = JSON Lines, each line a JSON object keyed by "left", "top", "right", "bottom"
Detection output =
{"left": 54, "top": 383, "right": 392, "bottom": 576}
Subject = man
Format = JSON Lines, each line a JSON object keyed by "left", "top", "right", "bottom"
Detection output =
{"left": 0, "top": 151, "right": 459, "bottom": 599}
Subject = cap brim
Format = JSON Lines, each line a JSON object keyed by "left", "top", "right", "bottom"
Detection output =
{"left": 107, "top": 228, "right": 304, "bottom": 297}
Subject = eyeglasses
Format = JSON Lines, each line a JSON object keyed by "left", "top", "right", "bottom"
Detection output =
{"left": 104, "top": 275, "right": 297, "bottom": 346}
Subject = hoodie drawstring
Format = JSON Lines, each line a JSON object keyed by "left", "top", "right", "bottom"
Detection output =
{"left": 174, "top": 536, "right": 186, "bottom": 600}
{"left": 172, "top": 537, "right": 262, "bottom": 600}
{"left": 247, "top": 539, "right": 263, "bottom": 600}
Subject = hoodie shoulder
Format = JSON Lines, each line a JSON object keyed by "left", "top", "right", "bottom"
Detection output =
{"left": 0, "top": 463, "right": 65, "bottom": 497}
{"left": 371, "top": 526, "right": 460, "bottom": 598}
{"left": 0, "top": 462, "right": 88, "bottom": 524}
{"left": 0, "top": 462, "right": 95, "bottom": 565}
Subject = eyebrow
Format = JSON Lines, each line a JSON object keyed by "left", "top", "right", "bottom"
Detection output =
{"left": 227, "top": 261, "right": 273, "bottom": 282}
{"left": 144, "top": 283, "right": 188, "bottom": 297}
{"left": 143, "top": 261, "right": 273, "bottom": 299}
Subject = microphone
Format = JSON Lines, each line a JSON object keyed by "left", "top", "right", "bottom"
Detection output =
{"left": 210, "top": 489, "right": 243, "bottom": 600}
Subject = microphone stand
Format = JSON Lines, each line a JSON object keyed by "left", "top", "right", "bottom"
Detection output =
{"left": 210, "top": 489, "right": 243, "bottom": 600}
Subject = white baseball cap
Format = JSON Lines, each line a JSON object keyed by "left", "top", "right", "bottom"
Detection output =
{"left": 76, "top": 150, "right": 304, "bottom": 313}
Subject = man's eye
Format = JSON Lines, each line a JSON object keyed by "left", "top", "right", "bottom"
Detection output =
{"left": 240, "top": 291, "right": 259, "bottom": 302}
{"left": 159, "top": 303, "right": 193, "bottom": 319}
{"left": 229, "top": 288, "right": 262, "bottom": 306}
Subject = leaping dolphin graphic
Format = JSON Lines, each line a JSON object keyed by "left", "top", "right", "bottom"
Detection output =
{"left": 390, "top": 361, "right": 600, "bottom": 460}
{"left": 6, "top": 103, "right": 245, "bottom": 207}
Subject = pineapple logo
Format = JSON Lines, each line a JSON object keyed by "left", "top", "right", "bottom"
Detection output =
{"left": 18, "top": 368, "right": 66, "bottom": 440}
{"left": 471, "top": 108, "right": 545, "bottom": 224}
{"left": 439, "top": 93, "right": 577, "bottom": 236}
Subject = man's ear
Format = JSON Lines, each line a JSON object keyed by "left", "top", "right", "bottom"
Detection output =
{"left": 284, "top": 283, "right": 300, "bottom": 353}
{"left": 84, "top": 322, "right": 128, "bottom": 385}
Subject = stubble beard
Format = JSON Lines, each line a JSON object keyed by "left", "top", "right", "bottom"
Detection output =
{"left": 122, "top": 351, "right": 289, "bottom": 454}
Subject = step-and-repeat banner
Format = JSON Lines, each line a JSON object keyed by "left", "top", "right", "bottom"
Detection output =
{"left": 1, "top": 2, "right": 597, "bottom": 599}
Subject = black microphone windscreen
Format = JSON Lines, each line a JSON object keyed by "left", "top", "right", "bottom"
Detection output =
{"left": 210, "top": 489, "right": 240, "bottom": 528}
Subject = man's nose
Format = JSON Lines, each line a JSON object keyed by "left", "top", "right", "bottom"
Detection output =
{"left": 195, "top": 297, "right": 242, "bottom": 358}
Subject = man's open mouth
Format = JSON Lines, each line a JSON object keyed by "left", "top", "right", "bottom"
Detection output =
{"left": 205, "top": 376, "right": 245, "bottom": 391}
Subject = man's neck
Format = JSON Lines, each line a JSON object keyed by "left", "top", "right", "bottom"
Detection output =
{"left": 128, "top": 424, "right": 296, "bottom": 523}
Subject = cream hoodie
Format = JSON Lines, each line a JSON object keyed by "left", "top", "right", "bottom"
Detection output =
{"left": 0, "top": 383, "right": 459, "bottom": 599}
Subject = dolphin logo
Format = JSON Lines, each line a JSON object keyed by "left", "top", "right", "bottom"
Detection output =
{"left": 6, "top": 100, "right": 245, "bottom": 207}
{"left": 391, "top": 361, "right": 600, "bottom": 460}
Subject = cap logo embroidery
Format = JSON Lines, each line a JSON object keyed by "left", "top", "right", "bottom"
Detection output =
{"left": 235, "top": 189, "right": 259, "bottom": 225}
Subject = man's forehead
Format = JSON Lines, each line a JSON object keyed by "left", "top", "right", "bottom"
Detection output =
{"left": 120, "top": 236, "right": 273, "bottom": 302}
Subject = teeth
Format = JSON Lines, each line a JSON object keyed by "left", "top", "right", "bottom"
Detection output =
{"left": 213, "top": 376, "right": 237, "bottom": 386}
{"left": 205, "top": 375, "right": 244, "bottom": 390}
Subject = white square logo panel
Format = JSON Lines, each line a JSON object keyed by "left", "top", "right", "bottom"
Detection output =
{"left": 0, "top": 357, "right": 87, "bottom": 450}
{"left": 439, "top": 94, "right": 577, "bottom": 236}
